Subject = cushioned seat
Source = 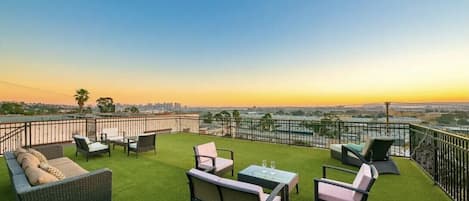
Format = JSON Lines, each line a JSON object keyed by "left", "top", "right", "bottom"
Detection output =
{"left": 318, "top": 181, "right": 354, "bottom": 201}
{"left": 48, "top": 157, "right": 88, "bottom": 178}
{"left": 199, "top": 157, "right": 234, "bottom": 172}
{"left": 73, "top": 135, "right": 111, "bottom": 161}
{"left": 107, "top": 136, "right": 124, "bottom": 141}
{"left": 314, "top": 164, "right": 378, "bottom": 201}
{"left": 88, "top": 142, "right": 109, "bottom": 152}
{"left": 129, "top": 142, "right": 137, "bottom": 149}
{"left": 194, "top": 142, "right": 234, "bottom": 176}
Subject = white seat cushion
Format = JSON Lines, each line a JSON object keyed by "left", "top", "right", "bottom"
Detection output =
{"left": 330, "top": 144, "right": 359, "bottom": 159}
{"left": 218, "top": 178, "right": 263, "bottom": 200}
{"left": 318, "top": 179, "right": 355, "bottom": 201}
{"left": 129, "top": 143, "right": 137, "bottom": 149}
{"left": 107, "top": 136, "right": 124, "bottom": 141}
{"left": 88, "top": 142, "right": 109, "bottom": 152}
{"left": 199, "top": 157, "right": 233, "bottom": 172}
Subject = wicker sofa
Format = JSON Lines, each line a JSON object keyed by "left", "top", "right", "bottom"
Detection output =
{"left": 4, "top": 144, "right": 112, "bottom": 201}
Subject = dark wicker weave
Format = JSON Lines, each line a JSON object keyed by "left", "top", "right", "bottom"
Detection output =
{"left": 4, "top": 144, "right": 113, "bottom": 201}
{"left": 127, "top": 132, "right": 157, "bottom": 158}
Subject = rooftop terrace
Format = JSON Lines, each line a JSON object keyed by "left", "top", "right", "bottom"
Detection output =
{"left": 1, "top": 133, "right": 451, "bottom": 201}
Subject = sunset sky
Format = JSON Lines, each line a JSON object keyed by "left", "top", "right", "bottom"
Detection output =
{"left": 1, "top": 1, "right": 468, "bottom": 106}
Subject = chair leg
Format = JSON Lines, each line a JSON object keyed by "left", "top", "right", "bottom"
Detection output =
{"left": 108, "top": 150, "right": 111, "bottom": 157}
{"left": 296, "top": 184, "right": 299, "bottom": 194}
{"left": 86, "top": 154, "right": 89, "bottom": 162}
{"left": 231, "top": 168, "right": 234, "bottom": 176}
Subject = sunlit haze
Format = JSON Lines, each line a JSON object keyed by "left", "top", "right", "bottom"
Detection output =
{"left": 1, "top": 1, "right": 468, "bottom": 106}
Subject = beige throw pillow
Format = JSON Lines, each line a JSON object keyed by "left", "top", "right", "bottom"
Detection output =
{"left": 17, "top": 153, "right": 38, "bottom": 165}
{"left": 28, "top": 148, "right": 48, "bottom": 163}
{"left": 22, "top": 157, "right": 41, "bottom": 170}
{"left": 14, "top": 147, "right": 28, "bottom": 157}
{"left": 39, "top": 163, "right": 65, "bottom": 180}
{"left": 25, "top": 167, "right": 59, "bottom": 185}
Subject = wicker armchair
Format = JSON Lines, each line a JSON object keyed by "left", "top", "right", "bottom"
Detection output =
{"left": 127, "top": 132, "right": 157, "bottom": 158}
{"left": 193, "top": 142, "right": 234, "bottom": 176}
{"left": 314, "top": 164, "right": 378, "bottom": 201}
{"left": 73, "top": 135, "right": 111, "bottom": 161}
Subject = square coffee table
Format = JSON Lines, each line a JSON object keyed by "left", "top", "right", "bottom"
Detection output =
{"left": 238, "top": 165, "right": 299, "bottom": 201}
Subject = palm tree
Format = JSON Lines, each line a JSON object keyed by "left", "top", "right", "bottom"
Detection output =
{"left": 260, "top": 113, "right": 275, "bottom": 131}
{"left": 74, "top": 89, "right": 89, "bottom": 113}
{"left": 232, "top": 110, "right": 241, "bottom": 128}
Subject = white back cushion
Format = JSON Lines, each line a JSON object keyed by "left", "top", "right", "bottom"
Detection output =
{"left": 352, "top": 164, "right": 373, "bottom": 201}
{"left": 218, "top": 178, "right": 263, "bottom": 199}
{"left": 195, "top": 142, "right": 218, "bottom": 163}
{"left": 102, "top": 128, "right": 119, "bottom": 137}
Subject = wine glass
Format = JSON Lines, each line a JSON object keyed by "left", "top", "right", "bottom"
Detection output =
{"left": 270, "top": 161, "right": 276, "bottom": 175}
{"left": 261, "top": 160, "right": 267, "bottom": 173}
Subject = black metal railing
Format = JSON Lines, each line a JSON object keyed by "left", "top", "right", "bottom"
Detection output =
{"left": 0, "top": 115, "right": 467, "bottom": 201}
{"left": 410, "top": 124, "right": 468, "bottom": 201}
{"left": 199, "top": 118, "right": 410, "bottom": 156}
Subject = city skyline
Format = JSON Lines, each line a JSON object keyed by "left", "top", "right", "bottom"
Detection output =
{"left": 1, "top": 1, "right": 469, "bottom": 106}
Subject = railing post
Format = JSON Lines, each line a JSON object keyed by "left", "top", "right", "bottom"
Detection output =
{"left": 250, "top": 119, "right": 253, "bottom": 141}
{"left": 288, "top": 120, "right": 292, "bottom": 145}
{"left": 24, "top": 122, "right": 28, "bottom": 148}
{"left": 409, "top": 124, "right": 413, "bottom": 158}
{"left": 28, "top": 122, "right": 31, "bottom": 148}
{"left": 338, "top": 121, "right": 342, "bottom": 144}
{"left": 433, "top": 130, "right": 439, "bottom": 184}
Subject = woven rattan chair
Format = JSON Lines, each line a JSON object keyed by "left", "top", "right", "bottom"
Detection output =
{"left": 314, "top": 164, "right": 378, "bottom": 201}
{"left": 127, "top": 132, "right": 157, "bottom": 158}
{"left": 73, "top": 135, "right": 111, "bottom": 161}
{"left": 193, "top": 142, "right": 234, "bottom": 176}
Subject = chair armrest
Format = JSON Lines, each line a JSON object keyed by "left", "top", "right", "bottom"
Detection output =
{"left": 216, "top": 148, "right": 234, "bottom": 160}
{"left": 322, "top": 164, "right": 357, "bottom": 178}
{"left": 342, "top": 145, "right": 368, "bottom": 163}
{"left": 194, "top": 154, "right": 217, "bottom": 170}
{"left": 18, "top": 169, "right": 112, "bottom": 201}
{"left": 265, "top": 183, "right": 286, "bottom": 201}
{"left": 32, "top": 144, "right": 64, "bottom": 160}
{"left": 314, "top": 178, "right": 368, "bottom": 195}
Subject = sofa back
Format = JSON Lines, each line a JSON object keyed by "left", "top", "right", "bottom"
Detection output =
{"left": 186, "top": 169, "right": 263, "bottom": 201}
{"left": 187, "top": 168, "right": 221, "bottom": 201}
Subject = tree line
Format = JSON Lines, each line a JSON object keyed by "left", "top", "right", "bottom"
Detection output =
{"left": 74, "top": 88, "right": 138, "bottom": 114}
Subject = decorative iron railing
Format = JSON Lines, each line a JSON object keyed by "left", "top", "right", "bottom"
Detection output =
{"left": 0, "top": 115, "right": 467, "bottom": 201}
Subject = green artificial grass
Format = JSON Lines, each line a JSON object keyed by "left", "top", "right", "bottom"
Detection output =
{"left": 1, "top": 133, "right": 450, "bottom": 201}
